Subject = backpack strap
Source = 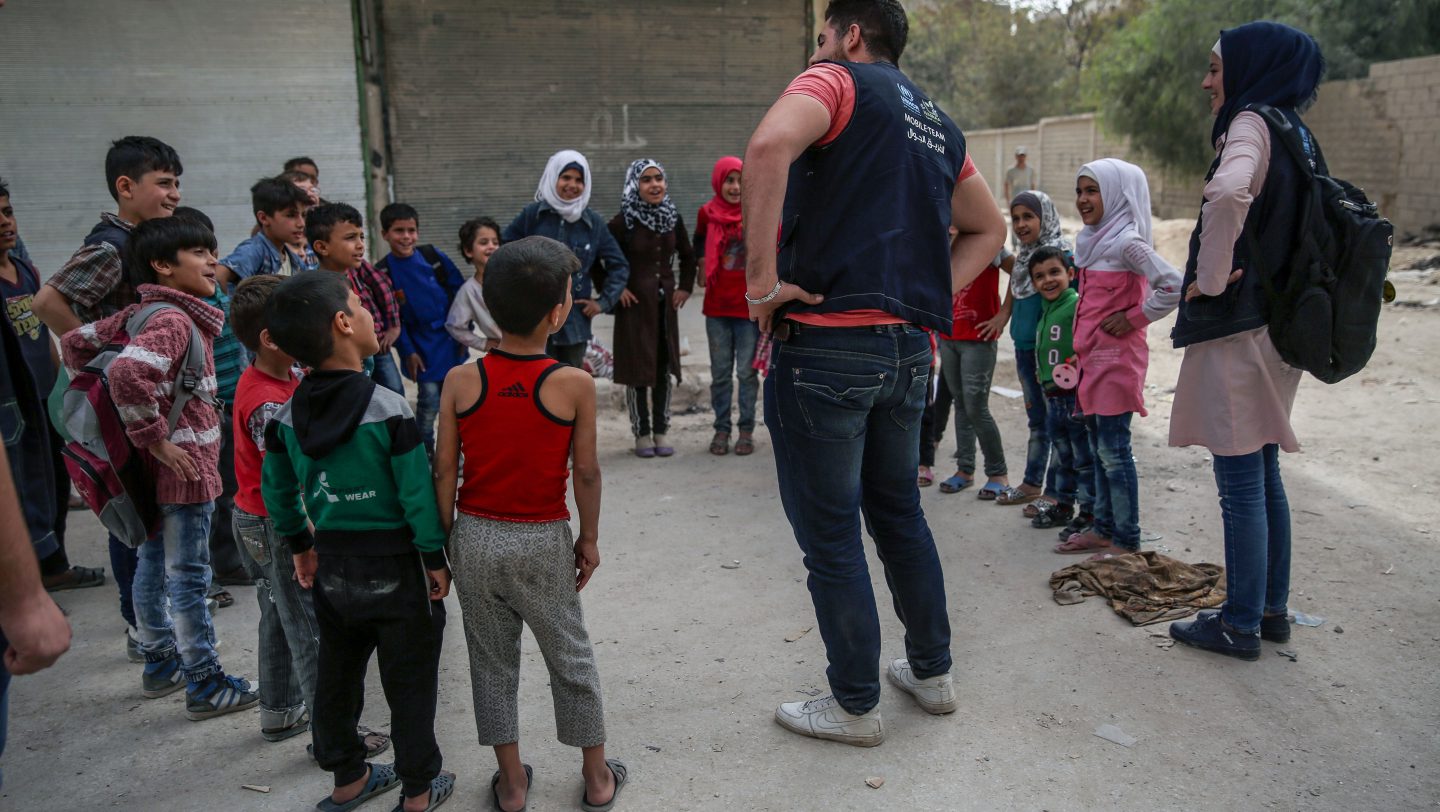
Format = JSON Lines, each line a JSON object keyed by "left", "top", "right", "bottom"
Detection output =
{"left": 124, "top": 303, "right": 217, "bottom": 435}
{"left": 417, "top": 244, "right": 449, "bottom": 289}
{"left": 1245, "top": 104, "right": 1318, "bottom": 177}
{"left": 375, "top": 255, "right": 390, "bottom": 274}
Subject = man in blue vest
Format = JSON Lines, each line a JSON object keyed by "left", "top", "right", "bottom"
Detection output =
{"left": 742, "top": 0, "right": 1006, "bottom": 746}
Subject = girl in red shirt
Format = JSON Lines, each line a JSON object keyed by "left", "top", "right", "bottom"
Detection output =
{"left": 694, "top": 156, "right": 760, "bottom": 456}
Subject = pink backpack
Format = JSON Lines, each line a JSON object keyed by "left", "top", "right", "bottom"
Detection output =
{"left": 61, "top": 303, "right": 215, "bottom": 547}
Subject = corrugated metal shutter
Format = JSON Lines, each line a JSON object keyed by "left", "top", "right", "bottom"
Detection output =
{"left": 378, "top": 0, "right": 809, "bottom": 255}
{"left": 0, "top": 1, "right": 366, "bottom": 278}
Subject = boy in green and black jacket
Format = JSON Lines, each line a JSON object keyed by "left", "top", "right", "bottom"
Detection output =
{"left": 1030, "top": 246, "right": 1096, "bottom": 539}
{"left": 261, "top": 272, "right": 456, "bottom": 811}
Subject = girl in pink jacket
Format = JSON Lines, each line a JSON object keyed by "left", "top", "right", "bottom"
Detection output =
{"left": 1055, "top": 158, "right": 1180, "bottom": 557}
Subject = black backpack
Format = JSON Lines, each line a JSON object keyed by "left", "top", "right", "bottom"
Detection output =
{"left": 376, "top": 244, "right": 451, "bottom": 289}
{"left": 1246, "top": 104, "right": 1394, "bottom": 384}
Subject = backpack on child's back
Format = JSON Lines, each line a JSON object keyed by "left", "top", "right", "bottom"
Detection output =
{"left": 62, "top": 303, "right": 215, "bottom": 547}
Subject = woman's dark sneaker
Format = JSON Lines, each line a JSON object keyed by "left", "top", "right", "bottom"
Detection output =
{"left": 1031, "top": 502, "right": 1074, "bottom": 529}
{"left": 186, "top": 674, "right": 260, "bottom": 721}
{"left": 1260, "top": 613, "right": 1291, "bottom": 643}
{"left": 141, "top": 654, "right": 185, "bottom": 698}
{"left": 1170, "top": 610, "right": 1260, "bottom": 661}
{"left": 1057, "top": 512, "right": 1094, "bottom": 541}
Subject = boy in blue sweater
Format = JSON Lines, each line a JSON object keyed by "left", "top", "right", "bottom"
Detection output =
{"left": 378, "top": 203, "right": 466, "bottom": 455}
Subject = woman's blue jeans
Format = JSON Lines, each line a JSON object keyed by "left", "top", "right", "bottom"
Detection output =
{"left": 133, "top": 502, "right": 222, "bottom": 682}
{"left": 765, "top": 323, "right": 951, "bottom": 715}
{"left": 1213, "top": 444, "right": 1291, "bottom": 634}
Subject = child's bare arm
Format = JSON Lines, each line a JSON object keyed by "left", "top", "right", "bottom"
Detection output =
{"left": 569, "top": 371, "right": 601, "bottom": 590}
{"left": 433, "top": 367, "right": 464, "bottom": 535}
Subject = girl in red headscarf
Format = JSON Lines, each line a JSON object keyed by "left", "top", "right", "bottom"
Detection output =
{"left": 694, "top": 156, "right": 759, "bottom": 457}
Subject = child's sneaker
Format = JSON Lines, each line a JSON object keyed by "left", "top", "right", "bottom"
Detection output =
{"left": 774, "top": 695, "right": 884, "bottom": 747}
{"left": 186, "top": 674, "right": 260, "bottom": 720}
{"left": 141, "top": 654, "right": 185, "bottom": 698}
{"left": 1057, "top": 511, "right": 1094, "bottom": 541}
{"left": 1260, "top": 613, "right": 1291, "bottom": 643}
{"left": 1169, "top": 610, "right": 1260, "bottom": 661}
{"left": 886, "top": 658, "right": 957, "bottom": 714}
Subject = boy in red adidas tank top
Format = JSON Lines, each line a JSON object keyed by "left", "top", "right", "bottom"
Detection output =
{"left": 434, "top": 236, "right": 624, "bottom": 812}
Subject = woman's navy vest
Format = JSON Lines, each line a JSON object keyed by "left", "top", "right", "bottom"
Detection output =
{"left": 777, "top": 61, "right": 967, "bottom": 333}
{"left": 1172, "top": 108, "right": 1311, "bottom": 348}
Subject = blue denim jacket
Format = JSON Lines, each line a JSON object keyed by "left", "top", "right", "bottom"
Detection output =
{"left": 221, "top": 232, "right": 306, "bottom": 280}
{"left": 503, "top": 201, "right": 630, "bottom": 346}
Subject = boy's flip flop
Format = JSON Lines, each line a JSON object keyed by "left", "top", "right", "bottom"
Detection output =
{"left": 390, "top": 771, "right": 455, "bottom": 812}
{"left": 315, "top": 762, "right": 400, "bottom": 812}
{"left": 490, "top": 764, "right": 533, "bottom": 812}
{"left": 580, "top": 759, "right": 628, "bottom": 812}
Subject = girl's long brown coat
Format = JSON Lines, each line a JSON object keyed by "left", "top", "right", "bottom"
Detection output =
{"left": 607, "top": 214, "right": 696, "bottom": 387}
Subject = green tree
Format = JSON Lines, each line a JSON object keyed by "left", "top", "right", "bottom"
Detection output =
{"left": 906, "top": 0, "right": 1071, "bottom": 130}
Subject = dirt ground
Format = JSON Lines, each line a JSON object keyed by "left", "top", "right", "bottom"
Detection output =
{"left": 3, "top": 222, "right": 1438, "bottom": 811}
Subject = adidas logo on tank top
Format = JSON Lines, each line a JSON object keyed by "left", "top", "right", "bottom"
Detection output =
{"left": 498, "top": 382, "right": 528, "bottom": 398}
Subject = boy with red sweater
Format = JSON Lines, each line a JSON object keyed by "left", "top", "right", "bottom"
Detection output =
{"left": 60, "top": 216, "right": 258, "bottom": 719}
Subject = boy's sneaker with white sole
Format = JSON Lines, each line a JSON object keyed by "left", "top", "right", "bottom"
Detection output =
{"left": 774, "top": 695, "right": 884, "bottom": 747}
{"left": 886, "top": 658, "right": 958, "bottom": 714}
{"left": 186, "top": 674, "right": 260, "bottom": 721}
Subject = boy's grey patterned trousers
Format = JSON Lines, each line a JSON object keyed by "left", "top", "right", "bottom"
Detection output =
{"left": 449, "top": 514, "right": 606, "bottom": 748}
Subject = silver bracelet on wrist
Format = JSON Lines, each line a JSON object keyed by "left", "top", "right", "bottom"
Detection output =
{"left": 745, "top": 281, "right": 784, "bottom": 305}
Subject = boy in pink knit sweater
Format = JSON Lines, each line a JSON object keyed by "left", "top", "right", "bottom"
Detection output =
{"left": 61, "top": 217, "right": 258, "bottom": 720}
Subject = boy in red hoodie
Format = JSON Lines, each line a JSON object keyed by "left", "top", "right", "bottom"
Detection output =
{"left": 61, "top": 217, "right": 258, "bottom": 719}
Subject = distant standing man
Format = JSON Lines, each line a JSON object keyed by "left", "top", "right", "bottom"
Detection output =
{"left": 743, "top": 0, "right": 1006, "bottom": 746}
{"left": 1004, "top": 146, "right": 1037, "bottom": 203}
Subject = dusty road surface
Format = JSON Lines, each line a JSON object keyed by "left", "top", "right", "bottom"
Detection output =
{"left": 4, "top": 226, "right": 1438, "bottom": 811}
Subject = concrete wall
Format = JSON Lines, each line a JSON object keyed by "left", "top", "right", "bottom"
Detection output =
{"left": 966, "top": 54, "right": 1440, "bottom": 234}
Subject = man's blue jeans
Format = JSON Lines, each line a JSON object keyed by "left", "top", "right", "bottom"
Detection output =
{"left": 370, "top": 351, "right": 404, "bottom": 395}
{"left": 1086, "top": 413, "right": 1140, "bottom": 550}
{"left": 134, "top": 501, "right": 222, "bottom": 682}
{"left": 1213, "top": 444, "right": 1291, "bottom": 634}
{"left": 1015, "top": 348, "right": 1055, "bottom": 495}
{"left": 765, "top": 323, "right": 951, "bottom": 716}
{"left": 1045, "top": 394, "right": 1094, "bottom": 513}
{"left": 416, "top": 381, "right": 442, "bottom": 457}
{"left": 706, "top": 317, "right": 760, "bottom": 434}
{"left": 233, "top": 506, "right": 320, "bottom": 729}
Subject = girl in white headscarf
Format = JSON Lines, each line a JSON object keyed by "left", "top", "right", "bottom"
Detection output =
{"left": 1054, "top": 158, "right": 1181, "bottom": 559}
{"left": 502, "top": 150, "right": 630, "bottom": 368}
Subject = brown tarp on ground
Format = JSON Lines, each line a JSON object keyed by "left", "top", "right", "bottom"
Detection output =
{"left": 1049, "top": 551, "right": 1227, "bottom": 626}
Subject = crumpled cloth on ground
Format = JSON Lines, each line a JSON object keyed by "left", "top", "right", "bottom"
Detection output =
{"left": 1049, "top": 551, "right": 1226, "bottom": 625}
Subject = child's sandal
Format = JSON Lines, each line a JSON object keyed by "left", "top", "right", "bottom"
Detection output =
{"left": 1031, "top": 503, "right": 1075, "bottom": 529}
{"left": 1022, "top": 497, "right": 1057, "bottom": 519}
{"left": 709, "top": 432, "right": 731, "bottom": 455}
{"left": 734, "top": 433, "right": 755, "bottom": 456}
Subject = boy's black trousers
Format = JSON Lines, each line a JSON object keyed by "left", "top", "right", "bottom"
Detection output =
{"left": 312, "top": 551, "right": 446, "bottom": 799}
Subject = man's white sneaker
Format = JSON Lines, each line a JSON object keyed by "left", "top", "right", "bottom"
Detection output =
{"left": 886, "top": 658, "right": 957, "bottom": 715}
{"left": 774, "top": 695, "right": 884, "bottom": 747}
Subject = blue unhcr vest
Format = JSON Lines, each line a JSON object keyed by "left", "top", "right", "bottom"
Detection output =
{"left": 778, "top": 61, "right": 968, "bottom": 333}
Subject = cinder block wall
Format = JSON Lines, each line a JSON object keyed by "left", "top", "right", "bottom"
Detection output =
{"left": 962, "top": 54, "right": 1440, "bottom": 234}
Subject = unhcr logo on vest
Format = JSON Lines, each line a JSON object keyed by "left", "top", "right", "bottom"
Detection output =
{"left": 897, "top": 83, "right": 920, "bottom": 114}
